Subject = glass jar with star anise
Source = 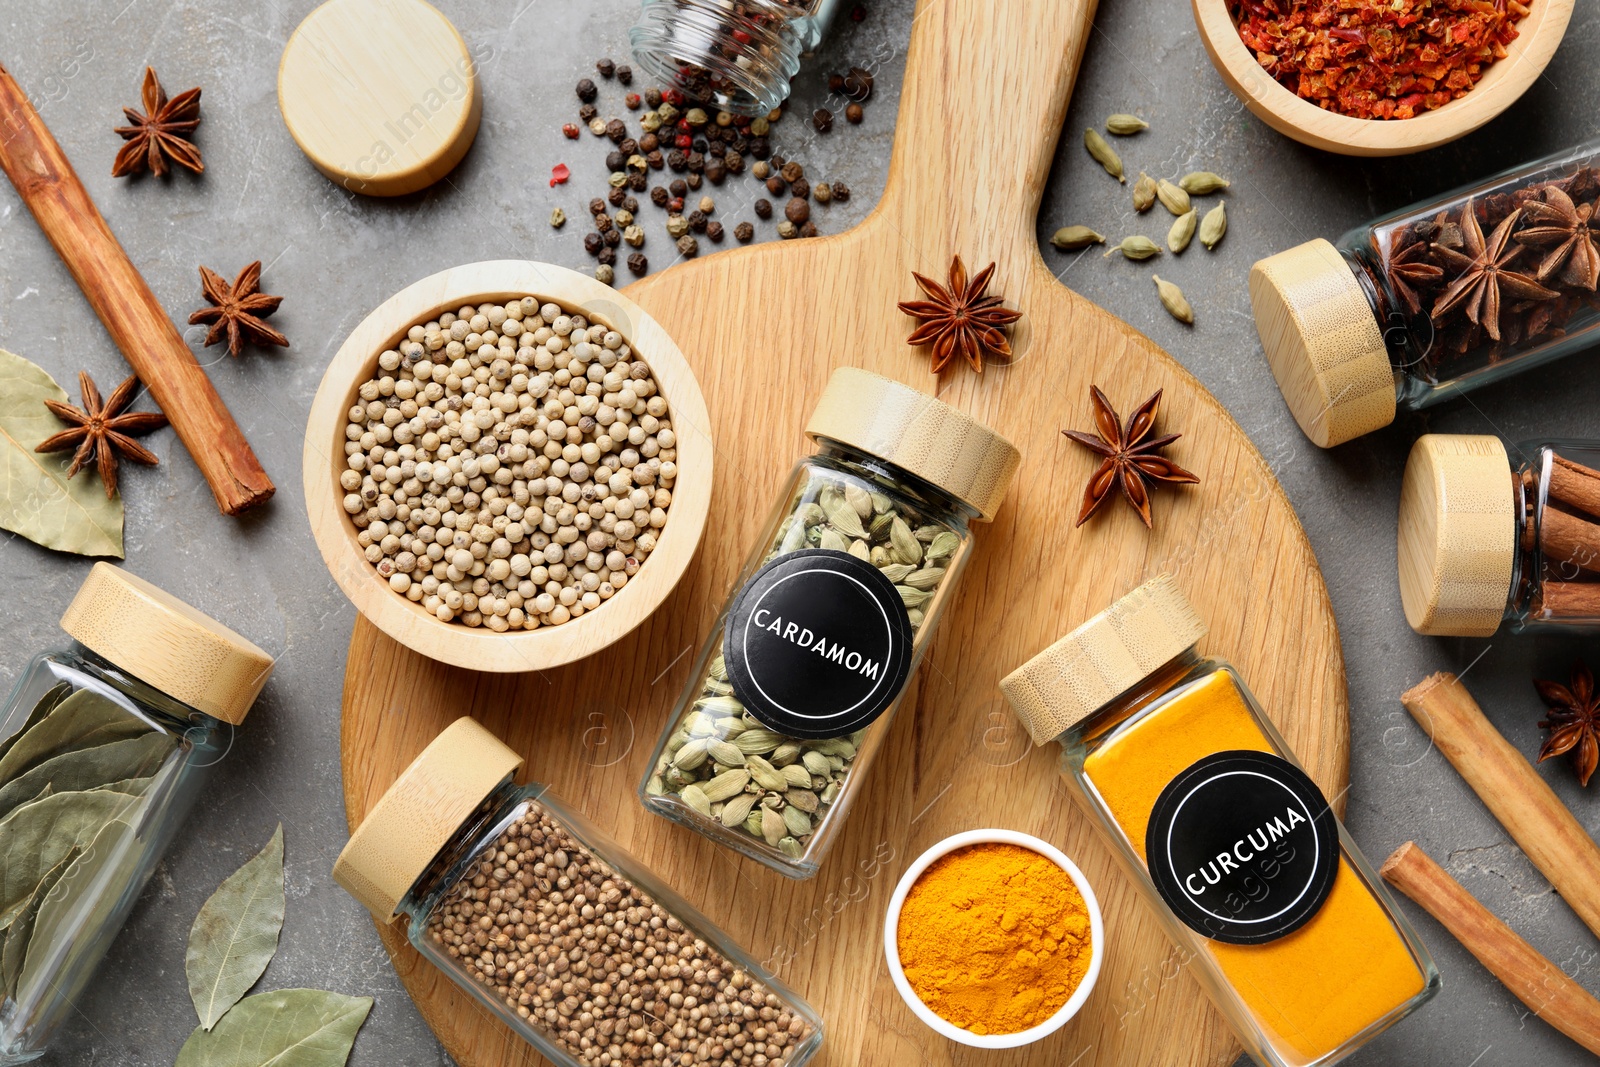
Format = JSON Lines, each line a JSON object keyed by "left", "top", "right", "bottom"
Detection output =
{"left": 1398, "top": 434, "right": 1600, "bottom": 637}
{"left": 639, "top": 367, "right": 1018, "bottom": 877}
{"left": 1251, "top": 141, "right": 1600, "bottom": 448}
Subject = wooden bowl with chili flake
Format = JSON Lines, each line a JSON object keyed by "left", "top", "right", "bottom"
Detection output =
{"left": 303, "top": 260, "right": 713, "bottom": 674}
{"left": 1195, "top": 0, "right": 1575, "bottom": 156}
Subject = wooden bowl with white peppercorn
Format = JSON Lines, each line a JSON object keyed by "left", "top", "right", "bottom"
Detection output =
{"left": 303, "top": 261, "right": 713, "bottom": 673}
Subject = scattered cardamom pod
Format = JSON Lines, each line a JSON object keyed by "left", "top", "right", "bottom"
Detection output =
{"left": 1168, "top": 209, "right": 1197, "bottom": 254}
{"left": 1132, "top": 172, "right": 1157, "bottom": 213}
{"left": 1105, "top": 236, "right": 1161, "bottom": 261}
{"left": 1199, "top": 201, "right": 1228, "bottom": 250}
{"left": 1105, "top": 113, "right": 1149, "bottom": 135}
{"left": 1156, "top": 179, "right": 1191, "bottom": 216}
{"left": 1050, "top": 225, "right": 1106, "bottom": 251}
{"left": 1153, "top": 275, "right": 1194, "bottom": 324}
{"left": 1084, "top": 128, "right": 1125, "bottom": 183}
{"left": 1179, "top": 171, "right": 1231, "bottom": 195}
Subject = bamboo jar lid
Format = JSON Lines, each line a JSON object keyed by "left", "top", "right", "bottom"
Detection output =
{"left": 278, "top": 0, "right": 481, "bottom": 197}
{"left": 1249, "top": 239, "right": 1397, "bottom": 448}
{"left": 1001, "top": 575, "right": 1207, "bottom": 745}
{"left": 805, "top": 367, "right": 1020, "bottom": 520}
{"left": 59, "top": 564, "right": 274, "bottom": 725}
{"left": 1398, "top": 434, "right": 1517, "bottom": 637}
{"left": 333, "top": 717, "right": 522, "bottom": 920}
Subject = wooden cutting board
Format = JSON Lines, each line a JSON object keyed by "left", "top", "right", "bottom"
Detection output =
{"left": 339, "top": 0, "right": 1351, "bottom": 1064}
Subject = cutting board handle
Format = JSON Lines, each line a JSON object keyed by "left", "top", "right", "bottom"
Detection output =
{"left": 876, "top": 0, "right": 1100, "bottom": 269}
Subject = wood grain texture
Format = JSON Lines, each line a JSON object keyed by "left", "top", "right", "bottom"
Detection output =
{"left": 339, "top": 0, "right": 1350, "bottom": 1064}
{"left": 1194, "top": 0, "right": 1575, "bottom": 157}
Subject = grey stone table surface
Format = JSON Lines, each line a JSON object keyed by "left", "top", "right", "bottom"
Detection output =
{"left": 0, "top": 0, "right": 1596, "bottom": 1064}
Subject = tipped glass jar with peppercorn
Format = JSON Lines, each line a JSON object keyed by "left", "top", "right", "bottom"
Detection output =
{"left": 333, "top": 718, "right": 823, "bottom": 1067}
{"left": 0, "top": 564, "right": 274, "bottom": 1064}
{"left": 629, "top": 0, "right": 845, "bottom": 116}
{"left": 640, "top": 367, "right": 1020, "bottom": 878}
{"left": 1398, "top": 435, "right": 1600, "bottom": 636}
{"left": 1251, "top": 140, "right": 1600, "bottom": 448}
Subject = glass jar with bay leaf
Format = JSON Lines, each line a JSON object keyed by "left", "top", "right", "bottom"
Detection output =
{"left": 640, "top": 367, "right": 1020, "bottom": 877}
{"left": 0, "top": 564, "right": 273, "bottom": 1064}
{"left": 1251, "top": 139, "right": 1600, "bottom": 448}
{"left": 334, "top": 717, "right": 823, "bottom": 1067}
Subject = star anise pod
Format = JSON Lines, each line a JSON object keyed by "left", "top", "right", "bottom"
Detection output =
{"left": 1535, "top": 660, "right": 1600, "bottom": 787}
{"left": 1386, "top": 239, "right": 1445, "bottom": 315}
{"left": 188, "top": 262, "right": 289, "bottom": 358}
{"left": 1515, "top": 186, "right": 1600, "bottom": 292}
{"left": 34, "top": 372, "right": 167, "bottom": 499}
{"left": 112, "top": 67, "right": 203, "bottom": 178}
{"left": 897, "top": 255, "right": 1023, "bottom": 374}
{"left": 1431, "top": 202, "right": 1558, "bottom": 341}
{"left": 1063, "top": 386, "right": 1199, "bottom": 528}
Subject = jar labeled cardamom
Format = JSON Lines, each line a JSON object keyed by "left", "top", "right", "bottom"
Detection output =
{"left": 1001, "top": 575, "right": 1438, "bottom": 1067}
{"left": 640, "top": 367, "right": 1019, "bottom": 877}
{"left": 1398, "top": 434, "right": 1600, "bottom": 636}
{"left": 0, "top": 564, "right": 274, "bottom": 1064}
{"left": 333, "top": 717, "right": 823, "bottom": 1067}
{"left": 1250, "top": 140, "right": 1600, "bottom": 447}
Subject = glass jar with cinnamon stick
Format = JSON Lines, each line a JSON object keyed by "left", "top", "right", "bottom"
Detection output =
{"left": 1398, "top": 435, "right": 1600, "bottom": 636}
{"left": 1250, "top": 141, "right": 1600, "bottom": 447}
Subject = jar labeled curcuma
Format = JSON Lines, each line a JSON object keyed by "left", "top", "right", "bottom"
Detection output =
{"left": 333, "top": 718, "right": 823, "bottom": 1067}
{"left": 1399, "top": 435, "right": 1600, "bottom": 636}
{"left": 0, "top": 564, "right": 274, "bottom": 1064}
{"left": 1251, "top": 140, "right": 1600, "bottom": 447}
{"left": 640, "top": 368, "right": 1019, "bottom": 877}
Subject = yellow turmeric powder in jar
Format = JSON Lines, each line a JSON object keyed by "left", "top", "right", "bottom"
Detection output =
{"left": 1002, "top": 576, "right": 1437, "bottom": 1067}
{"left": 896, "top": 842, "right": 1093, "bottom": 1035}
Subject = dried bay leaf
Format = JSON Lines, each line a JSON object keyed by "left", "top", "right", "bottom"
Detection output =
{"left": 0, "top": 732, "right": 173, "bottom": 822}
{"left": 18, "top": 815, "right": 141, "bottom": 1002}
{"left": 0, "top": 688, "right": 148, "bottom": 784}
{"left": 0, "top": 849, "right": 74, "bottom": 999}
{"left": 0, "top": 349, "right": 124, "bottom": 558}
{"left": 174, "top": 988, "right": 374, "bottom": 1067}
{"left": 0, "top": 788, "right": 142, "bottom": 928}
{"left": 187, "top": 825, "right": 285, "bottom": 1030}
{"left": 0, "top": 683, "right": 71, "bottom": 767}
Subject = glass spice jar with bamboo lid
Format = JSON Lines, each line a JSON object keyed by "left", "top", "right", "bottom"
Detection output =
{"left": 640, "top": 367, "right": 1020, "bottom": 878}
{"left": 333, "top": 717, "right": 823, "bottom": 1067}
{"left": 1398, "top": 434, "right": 1600, "bottom": 636}
{"left": 1001, "top": 575, "right": 1438, "bottom": 1067}
{"left": 0, "top": 563, "right": 275, "bottom": 1063}
{"left": 1250, "top": 140, "right": 1600, "bottom": 448}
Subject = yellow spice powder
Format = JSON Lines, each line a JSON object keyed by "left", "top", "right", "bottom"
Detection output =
{"left": 895, "top": 842, "right": 1093, "bottom": 1035}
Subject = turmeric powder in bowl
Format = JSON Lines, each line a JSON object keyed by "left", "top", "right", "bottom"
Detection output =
{"left": 885, "top": 832, "right": 1103, "bottom": 1045}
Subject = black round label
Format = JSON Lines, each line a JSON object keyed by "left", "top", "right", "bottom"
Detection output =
{"left": 1144, "top": 750, "right": 1339, "bottom": 946}
{"left": 722, "top": 549, "right": 914, "bottom": 739}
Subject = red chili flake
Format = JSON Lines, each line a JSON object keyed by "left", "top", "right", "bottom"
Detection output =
{"left": 549, "top": 163, "right": 570, "bottom": 187}
{"left": 561, "top": 123, "right": 580, "bottom": 140}
{"left": 1229, "top": 0, "right": 1531, "bottom": 121}
{"left": 732, "top": 29, "right": 752, "bottom": 44}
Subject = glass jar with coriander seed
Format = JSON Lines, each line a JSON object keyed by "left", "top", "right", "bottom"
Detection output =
{"left": 1250, "top": 139, "right": 1600, "bottom": 448}
{"left": 1398, "top": 434, "right": 1600, "bottom": 636}
{"left": 640, "top": 367, "right": 1020, "bottom": 878}
{"left": 0, "top": 564, "right": 274, "bottom": 1064}
{"left": 630, "top": 0, "right": 845, "bottom": 116}
{"left": 333, "top": 717, "right": 823, "bottom": 1067}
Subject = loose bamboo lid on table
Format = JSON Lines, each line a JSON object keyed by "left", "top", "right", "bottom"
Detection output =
{"left": 1249, "top": 239, "right": 1397, "bottom": 448}
{"left": 59, "top": 563, "right": 275, "bottom": 726}
{"left": 1001, "top": 574, "right": 1208, "bottom": 745}
{"left": 333, "top": 717, "right": 523, "bottom": 920}
{"left": 278, "top": 0, "right": 481, "bottom": 197}
{"left": 805, "top": 367, "right": 1021, "bottom": 520}
{"left": 1398, "top": 434, "right": 1518, "bottom": 637}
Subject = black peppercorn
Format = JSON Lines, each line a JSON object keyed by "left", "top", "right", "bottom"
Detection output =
{"left": 686, "top": 151, "right": 704, "bottom": 173}
{"left": 627, "top": 171, "right": 647, "bottom": 191}
{"left": 705, "top": 159, "right": 726, "bottom": 184}
{"left": 799, "top": 220, "right": 819, "bottom": 239}
{"left": 734, "top": 221, "right": 754, "bottom": 242}
{"left": 771, "top": 154, "right": 786, "bottom": 169}
{"left": 640, "top": 133, "right": 660, "bottom": 153}
{"left": 780, "top": 161, "right": 803, "bottom": 183}
{"left": 606, "top": 149, "right": 626, "bottom": 172}
{"left": 627, "top": 252, "right": 648, "bottom": 275}
{"left": 754, "top": 198, "right": 773, "bottom": 219}
{"left": 667, "top": 149, "right": 688, "bottom": 171}
{"left": 827, "top": 73, "right": 845, "bottom": 93}
{"left": 579, "top": 104, "right": 598, "bottom": 123}
{"left": 831, "top": 181, "right": 851, "bottom": 202}
{"left": 651, "top": 186, "right": 670, "bottom": 207}
{"left": 646, "top": 150, "right": 665, "bottom": 170}
{"left": 812, "top": 109, "right": 833, "bottom": 133}
{"left": 589, "top": 198, "right": 607, "bottom": 216}
{"left": 686, "top": 172, "right": 702, "bottom": 190}
{"left": 605, "top": 119, "right": 627, "bottom": 142}
{"left": 731, "top": 136, "right": 749, "bottom": 154}
{"left": 576, "top": 78, "right": 598, "bottom": 103}
{"left": 603, "top": 227, "right": 622, "bottom": 247}
{"left": 789, "top": 178, "right": 810, "bottom": 201}
{"left": 596, "top": 58, "right": 615, "bottom": 79}
{"left": 724, "top": 151, "right": 744, "bottom": 175}
{"left": 765, "top": 176, "right": 787, "bottom": 197}
{"left": 749, "top": 137, "right": 770, "bottom": 160}
{"left": 583, "top": 232, "right": 603, "bottom": 255}
{"left": 607, "top": 187, "right": 627, "bottom": 207}
{"left": 644, "top": 87, "right": 662, "bottom": 108}
{"left": 619, "top": 137, "right": 638, "bottom": 156}
{"left": 844, "top": 66, "right": 874, "bottom": 102}
{"left": 594, "top": 214, "right": 613, "bottom": 233}
{"left": 616, "top": 65, "right": 633, "bottom": 85}
{"left": 687, "top": 209, "right": 707, "bottom": 232}
{"left": 706, "top": 220, "right": 725, "bottom": 242}
{"left": 676, "top": 235, "right": 699, "bottom": 257}
{"left": 785, "top": 198, "right": 810, "bottom": 225}
{"left": 669, "top": 179, "right": 688, "bottom": 198}
{"left": 845, "top": 103, "right": 864, "bottom": 124}
{"left": 691, "top": 137, "right": 708, "bottom": 153}
{"left": 622, "top": 195, "right": 639, "bottom": 213}
{"left": 597, "top": 246, "right": 617, "bottom": 265}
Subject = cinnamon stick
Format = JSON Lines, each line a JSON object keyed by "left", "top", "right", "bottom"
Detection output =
{"left": 1540, "top": 507, "right": 1600, "bottom": 576}
{"left": 0, "top": 62, "right": 272, "bottom": 515}
{"left": 1532, "top": 582, "right": 1600, "bottom": 620}
{"left": 1401, "top": 673, "right": 1600, "bottom": 941}
{"left": 1381, "top": 841, "right": 1600, "bottom": 1056}
{"left": 1551, "top": 454, "right": 1600, "bottom": 521}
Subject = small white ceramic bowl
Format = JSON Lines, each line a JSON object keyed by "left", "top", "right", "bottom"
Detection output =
{"left": 882, "top": 829, "right": 1104, "bottom": 1049}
